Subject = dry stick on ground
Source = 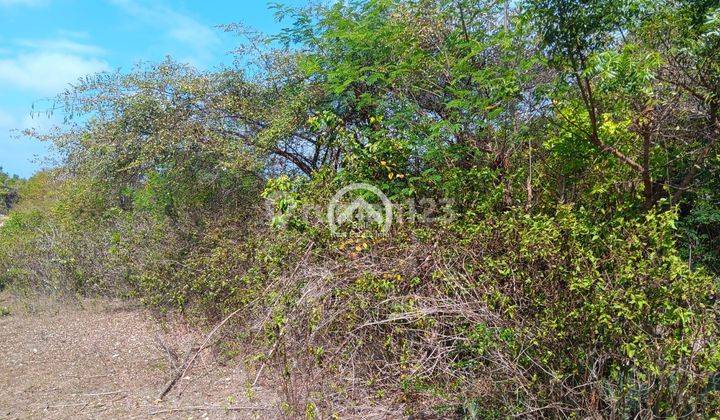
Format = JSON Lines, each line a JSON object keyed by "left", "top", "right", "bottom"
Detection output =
{"left": 157, "top": 344, "right": 198, "bottom": 400}
{"left": 71, "top": 390, "right": 125, "bottom": 397}
{"left": 47, "top": 402, "right": 90, "bottom": 409}
{"left": 157, "top": 320, "right": 238, "bottom": 400}
{"left": 148, "top": 405, "right": 274, "bottom": 416}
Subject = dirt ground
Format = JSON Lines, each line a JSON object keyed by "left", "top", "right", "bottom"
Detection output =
{"left": 0, "top": 295, "right": 282, "bottom": 419}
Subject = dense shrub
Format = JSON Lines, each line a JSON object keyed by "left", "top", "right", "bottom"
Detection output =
{"left": 233, "top": 197, "right": 720, "bottom": 417}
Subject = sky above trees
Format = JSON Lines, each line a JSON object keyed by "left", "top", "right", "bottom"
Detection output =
{"left": 0, "top": 0, "right": 302, "bottom": 177}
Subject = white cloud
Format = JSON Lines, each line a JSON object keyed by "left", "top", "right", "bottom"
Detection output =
{"left": 0, "top": 52, "right": 109, "bottom": 95}
{"left": 165, "top": 15, "right": 220, "bottom": 52}
{"left": 109, "top": 0, "right": 221, "bottom": 64}
{"left": 16, "top": 39, "right": 106, "bottom": 55}
{"left": 0, "top": 34, "right": 108, "bottom": 95}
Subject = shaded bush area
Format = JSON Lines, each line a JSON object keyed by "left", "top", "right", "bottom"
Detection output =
{"left": 0, "top": 168, "right": 21, "bottom": 215}
{"left": 2, "top": 0, "right": 720, "bottom": 417}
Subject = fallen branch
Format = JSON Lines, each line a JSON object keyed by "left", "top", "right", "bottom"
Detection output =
{"left": 157, "top": 345, "right": 197, "bottom": 400}
{"left": 70, "top": 390, "right": 124, "bottom": 397}
{"left": 148, "top": 405, "right": 273, "bottom": 416}
{"left": 47, "top": 402, "right": 89, "bottom": 409}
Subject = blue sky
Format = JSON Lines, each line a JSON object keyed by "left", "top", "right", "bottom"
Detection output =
{"left": 0, "top": 0, "right": 304, "bottom": 178}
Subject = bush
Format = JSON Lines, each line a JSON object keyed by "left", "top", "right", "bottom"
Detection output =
{"left": 238, "top": 206, "right": 719, "bottom": 417}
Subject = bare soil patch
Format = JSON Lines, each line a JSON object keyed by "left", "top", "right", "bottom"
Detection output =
{"left": 0, "top": 295, "right": 281, "bottom": 419}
